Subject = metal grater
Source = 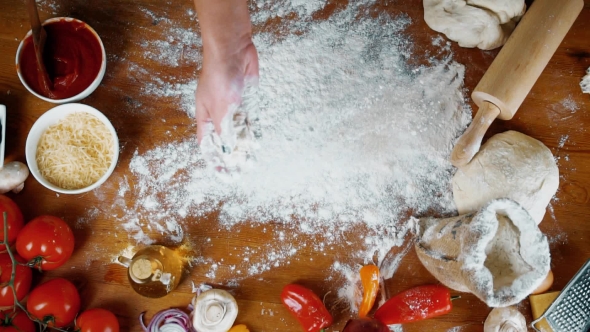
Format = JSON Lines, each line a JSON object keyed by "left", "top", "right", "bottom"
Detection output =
{"left": 532, "top": 259, "right": 590, "bottom": 332}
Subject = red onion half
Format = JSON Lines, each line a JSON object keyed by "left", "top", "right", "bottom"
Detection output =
{"left": 141, "top": 308, "right": 195, "bottom": 332}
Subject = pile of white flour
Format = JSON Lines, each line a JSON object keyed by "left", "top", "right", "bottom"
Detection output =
{"left": 78, "top": 0, "right": 472, "bottom": 307}
{"left": 122, "top": 4, "right": 469, "bottom": 241}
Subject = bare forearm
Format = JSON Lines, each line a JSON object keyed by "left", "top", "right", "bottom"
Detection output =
{"left": 192, "top": 0, "right": 259, "bottom": 142}
{"left": 193, "top": 0, "right": 253, "bottom": 57}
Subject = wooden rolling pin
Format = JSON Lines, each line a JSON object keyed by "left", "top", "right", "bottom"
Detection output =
{"left": 450, "top": 0, "right": 584, "bottom": 167}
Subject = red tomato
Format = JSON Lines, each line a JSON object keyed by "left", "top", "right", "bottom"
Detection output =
{"left": 27, "top": 278, "right": 81, "bottom": 328}
{"left": 0, "top": 195, "right": 24, "bottom": 251}
{"left": 76, "top": 308, "right": 120, "bottom": 332}
{"left": 16, "top": 215, "right": 74, "bottom": 270}
{"left": 0, "top": 310, "right": 36, "bottom": 332}
{"left": 0, "top": 253, "right": 32, "bottom": 306}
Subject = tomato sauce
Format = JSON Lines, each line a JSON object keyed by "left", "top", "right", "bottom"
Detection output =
{"left": 19, "top": 19, "right": 103, "bottom": 100}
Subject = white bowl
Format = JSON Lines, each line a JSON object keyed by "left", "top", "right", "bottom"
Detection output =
{"left": 26, "top": 103, "right": 119, "bottom": 194}
{"left": 15, "top": 17, "right": 106, "bottom": 104}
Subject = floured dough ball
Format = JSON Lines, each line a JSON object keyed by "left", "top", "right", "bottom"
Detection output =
{"left": 484, "top": 307, "right": 526, "bottom": 332}
{"left": 423, "top": 0, "right": 526, "bottom": 50}
{"left": 582, "top": 67, "right": 590, "bottom": 94}
{"left": 452, "top": 131, "right": 558, "bottom": 225}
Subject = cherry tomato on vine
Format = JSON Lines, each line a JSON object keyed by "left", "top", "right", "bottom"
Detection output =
{"left": 76, "top": 308, "right": 120, "bottom": 332}
{"left": 0, "top": 310, "right": 36, "bottom": 332}
{"left": 27, "top": 278, "right": 81, "bottom": 328}
{"left": 16, "top": 215, "right": 74, "bottom": 270}
{"left": 0, "top": 195, "right": 24, "bottom": 251}
{"left": 0, "top": 253, "right": 32, "bottom": 306}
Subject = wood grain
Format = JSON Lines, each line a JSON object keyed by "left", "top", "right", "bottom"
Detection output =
{"left": 0, "top": 0, "right": 589, "bottom": 331}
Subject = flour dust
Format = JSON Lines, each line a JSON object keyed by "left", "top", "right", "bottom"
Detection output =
{"left": 75, "top": 0, "right": 472, "bottom": 311}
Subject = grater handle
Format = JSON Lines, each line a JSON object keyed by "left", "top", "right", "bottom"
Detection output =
{"left": 531, "top": 315, "right": 549, "bottom": 332}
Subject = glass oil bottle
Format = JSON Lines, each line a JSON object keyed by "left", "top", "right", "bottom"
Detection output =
{"left": 118, "top": 245, "right": 184, "bottom": 298}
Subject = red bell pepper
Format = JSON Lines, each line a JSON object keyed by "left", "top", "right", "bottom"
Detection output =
{"left": 374, "top": 284, "right": 455, "bottom": 325}
{"left": 281, "top": 284, "right": 333, "bottom": 332}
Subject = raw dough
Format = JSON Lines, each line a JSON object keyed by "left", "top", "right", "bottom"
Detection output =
{"left": 484, "top": 307, "right": 527, "bottom": 332}
{"left": 582, "top": 67, "right": 590, "bottom": 94}
{"left": 423, "top": 0, "right": 526, "bottom": 50}
{"left": 452, "top": 131, "right": 558, "bottom": 225}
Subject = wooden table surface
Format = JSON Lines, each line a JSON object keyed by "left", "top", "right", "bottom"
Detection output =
{"left": 1, "top": 0, "right": 589, "bottom": 331}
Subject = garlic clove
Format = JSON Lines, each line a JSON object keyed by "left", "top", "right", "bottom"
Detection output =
{"left": 192, "top": 289, "right": 238, "bottom": 332}
{"left": 484, "top": 307, "right": 527, "bottom": 332}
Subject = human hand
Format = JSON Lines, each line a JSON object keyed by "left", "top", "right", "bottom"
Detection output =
{"left": 195, "top": 38, "right": 259, "bottom": 143}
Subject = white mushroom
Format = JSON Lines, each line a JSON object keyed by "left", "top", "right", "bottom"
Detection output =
{"left": 192, "top": 289, "right": 238, "bottom": 332}
{"left": 484, "top": 307, "right": 527, "bottom": 332}
{"left": 0, "top": 161, "right": 29, "bottom": 194}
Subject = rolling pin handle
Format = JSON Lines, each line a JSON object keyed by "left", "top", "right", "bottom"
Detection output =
{"left": 450, "top": 101, "right": 501, "bottom": 168}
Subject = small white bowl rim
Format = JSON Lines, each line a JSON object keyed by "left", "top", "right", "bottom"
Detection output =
{"left": 25, "top": 103, "right": 119, "bottom": 194}
{"left": 15, "top": 17, "right": 107, "bottom": 104}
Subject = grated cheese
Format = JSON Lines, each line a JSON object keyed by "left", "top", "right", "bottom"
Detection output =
{"left": 36, "top": 112, "right": 114, "bottom": 190}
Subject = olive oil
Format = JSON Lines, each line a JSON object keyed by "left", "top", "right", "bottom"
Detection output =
{"left": 118, "top": 245, "right": 184, "bottom": 298}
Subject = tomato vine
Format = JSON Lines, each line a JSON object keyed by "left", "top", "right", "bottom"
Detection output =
{"left": 0, "top": 212, "right": 71, "bottom": 332}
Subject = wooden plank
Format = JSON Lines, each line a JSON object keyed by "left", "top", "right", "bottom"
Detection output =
{"left": 0, "top": 0, "right": 589, "bottom": 331}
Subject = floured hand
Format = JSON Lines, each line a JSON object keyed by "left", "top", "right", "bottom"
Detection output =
{"left": 193, "top": 0, "right": 259, "bottom": 143}
{"left": 195, "top": 41, "right": 259, "bottom": 143}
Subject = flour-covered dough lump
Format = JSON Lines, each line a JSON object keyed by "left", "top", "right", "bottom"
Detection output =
{"left": 452, "top": 131, "right": 559, "bottom": 224}
{"left": 423, "top": 0, "right": 526, "bottom": 50}
{"left": 582, "top": 67, "right": 590, "bottom": 94}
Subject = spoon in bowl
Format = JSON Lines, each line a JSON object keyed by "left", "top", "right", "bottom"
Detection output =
{"left": 25, "top": 0, "right": 54, "bottom": 97}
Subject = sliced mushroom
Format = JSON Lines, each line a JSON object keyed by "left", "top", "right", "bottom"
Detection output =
{"left": 0, "top": 161, "right": 29, "bottom": 194}
{"left": 192, "top": 289, "right": 238, "bottom": 332}
{"left": 484, "top": 307, "right": 527, "bottom": 332}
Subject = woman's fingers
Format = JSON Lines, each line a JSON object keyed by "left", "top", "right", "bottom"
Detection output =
{"left": 195, "top": 97, "right": 210, "bottom": 144}
{"left": 245, "top": 43, "right": 260, "bottom": 80}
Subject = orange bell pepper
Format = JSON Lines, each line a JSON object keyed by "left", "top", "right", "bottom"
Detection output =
{"left": 358, "top": 264, "right": 380, "bottom": 317}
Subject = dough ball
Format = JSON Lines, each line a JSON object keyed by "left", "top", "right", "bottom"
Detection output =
{"left": 582, "top": 67, "right": 590, "bottom": 94}
{"left": 484, "top": 307, "right": 526, "bottom": 332}
{"left": 423, "top": 0, "right": 526, "bottom": 50}
{"left": 452, "top": 131, "right": 559, "bottom": 225}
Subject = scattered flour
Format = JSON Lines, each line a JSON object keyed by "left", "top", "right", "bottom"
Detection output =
{"left": 558, "top": 135, "right": 569, "bottom": 149}
{"left": 446, "top": 327, "right": 465, "bottom": 332}
{"left": 560, "top": 95, "right": 579, "bottom": 114}
{"left": 36, "top": 0, "right": 61, "bottom": 14}
{"left": 140, "top": 25, "right": 202, "bottom": 68}
{"left": 251, "top": 0, "right": 328, "bottom": 25}
{"left": 331, "top": 262, "right": 362, "bottom": 313}
{"left": 76, "top": 207, "right": 99, "bottom": 229}
{"left": 83, "top": 0, "right": 471, "bottom": 313}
